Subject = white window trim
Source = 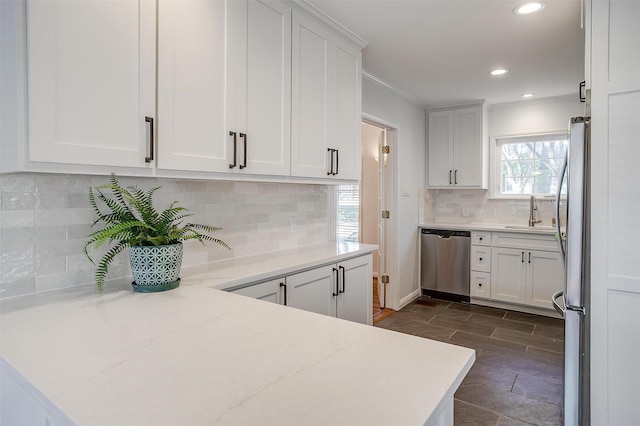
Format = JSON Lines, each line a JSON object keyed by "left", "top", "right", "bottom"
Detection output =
{"left": 489, "top": 130, "right": 568, "bottom": 199}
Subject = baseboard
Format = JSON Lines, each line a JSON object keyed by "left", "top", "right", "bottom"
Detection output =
{"left": 399, "top": 288, "right": 421, "bottom": 310}
{"left": 471, "top": 298, "right": 562, "bottom": 319}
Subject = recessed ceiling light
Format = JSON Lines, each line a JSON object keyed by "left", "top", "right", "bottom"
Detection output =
{"left": 522, "top": 93, "right": 534, "bottom": 98}
{"left": 514, "top": 2, "right": 545, "bottom": 15}
{"left": 490, "top": 69, "right": 509, "bottom": 76}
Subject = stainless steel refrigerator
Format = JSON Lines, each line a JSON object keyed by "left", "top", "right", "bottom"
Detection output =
{"left": 552, "top": 117, "right": 590, "bottom": 425}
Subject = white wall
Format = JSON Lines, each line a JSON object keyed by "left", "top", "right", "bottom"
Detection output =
{"left": 360, "top": 123, "right": 382, "bottom": 275}
{"left": 362, "top": 77, "right": 426, "bottom": 307}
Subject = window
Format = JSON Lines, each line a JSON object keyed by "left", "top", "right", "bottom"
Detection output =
{"left": 497, "top": 133, "right": 568, "bottom": 196}
{"left": 336, "top": 185, "right": 359, "bottom": 242}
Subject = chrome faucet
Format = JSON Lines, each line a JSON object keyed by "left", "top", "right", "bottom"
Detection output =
{"left": 529, "top": 195, "right": 542, "bottom": 227}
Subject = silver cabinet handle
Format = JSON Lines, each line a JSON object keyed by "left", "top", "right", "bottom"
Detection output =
{"left": 552, "top": 290, "right": 565, "bottom": 315}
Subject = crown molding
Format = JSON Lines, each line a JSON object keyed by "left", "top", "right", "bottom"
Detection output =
{"left": 286, "top": 0, "right": 368, "bottom": 49}
{"left": 361, "top": 69, "right": 427, "bottom": 109}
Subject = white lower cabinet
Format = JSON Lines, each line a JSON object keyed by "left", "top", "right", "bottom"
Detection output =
{"left": 230, "top": 254, "right": 372, "bottom": 324}
{"left": 491, "top": 246, "right": 563, "bottom": 310}
{"left": 231, "top": 278, "right": 284, "bottom": 304}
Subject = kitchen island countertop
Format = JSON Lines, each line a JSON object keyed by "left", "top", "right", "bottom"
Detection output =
{"left": 0, "top": 242, "right": 475, "bottom": 425}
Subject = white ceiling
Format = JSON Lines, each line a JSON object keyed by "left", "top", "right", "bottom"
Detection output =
{"left": 307, "top": 0, "right": 585, "bottom": 107}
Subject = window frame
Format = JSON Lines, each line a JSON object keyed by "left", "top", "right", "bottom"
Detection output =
{"left": 490, "top": 131, "right": 569, "bottom": 199}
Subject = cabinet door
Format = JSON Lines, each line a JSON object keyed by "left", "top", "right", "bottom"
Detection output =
{"left": 336, "top": 255, "right": 372, "bottom": 324}
{"left": 230, "top": 279, "right": 283, "bottom": 304}
{"left": 526, "top": 250, "right": 563, "bottom": 309}
{"left": 26, "top": 0, "right": 155, "bottom": 168}
{"left": 452, "top": 106, "right": 483, "bottom": 186}
{"left": 290, "top": 11, "right": 332, "bottom": 178}
{"left": 330, "top": 37, "right": 362, "bottom": 180}
{"left": 427, "top": 110, "right": 454, "bottom": 187}
{"left": 287, "top": 265, "right": 336, "bottom": 317}
{"left": 491, "top": 247, "right": 526, "bottom": 304}
{"left": 238, "top": 0, "right": 291, "bottom": 176}
{"left": 157, "top": 0, "right": 234, "bottom": 172}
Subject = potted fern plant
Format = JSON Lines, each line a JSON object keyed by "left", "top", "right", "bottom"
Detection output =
{"left": 84, "top": 174, "right": 230, "bottom": 292}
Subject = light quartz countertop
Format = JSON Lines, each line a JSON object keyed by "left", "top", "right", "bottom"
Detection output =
{"left": 0, "top": 242, "right": 475, "bottom": 425}
{"left": 419, "top": 222, "right": 558, "bottom": 236}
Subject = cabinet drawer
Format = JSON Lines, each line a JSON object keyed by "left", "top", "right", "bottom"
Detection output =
{"left": 470, "top": 246, "right": 491, "bottom": 272}
{"left": 471, "top": 231, "right": 491, "bottom": 246}
{"left": 492, "top": 232, "right": 559, "bottom": 251}
{"left": 470, "top": 271, "right": 491, "bottom": 299}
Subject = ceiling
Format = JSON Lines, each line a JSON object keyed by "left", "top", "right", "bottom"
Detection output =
{"left": 307, "top": 0, "right": 585, "bottom": 107}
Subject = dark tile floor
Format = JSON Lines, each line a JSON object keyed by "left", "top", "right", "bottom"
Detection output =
{"left": 375, "top": 297, "right": 565, "bottom": 425}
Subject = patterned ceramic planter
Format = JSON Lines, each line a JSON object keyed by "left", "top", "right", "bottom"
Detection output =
{"left": 129, "top": 243, "right": 183, "bottom": 292}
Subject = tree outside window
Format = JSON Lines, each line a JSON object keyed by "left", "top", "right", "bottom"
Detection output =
{"left": 499, "top": 134, "right": 568, "bottom": 195}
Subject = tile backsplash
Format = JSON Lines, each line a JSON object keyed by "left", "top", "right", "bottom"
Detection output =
{"left": 421, "top": 189, "right": 564, "bottom": 226}
{"left": 0, "top": 173, "right": 329, "bottom": 299}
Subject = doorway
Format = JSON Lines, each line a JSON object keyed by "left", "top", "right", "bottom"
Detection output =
{"left": 360, "top": 120, "right": 395, "bottom": 323}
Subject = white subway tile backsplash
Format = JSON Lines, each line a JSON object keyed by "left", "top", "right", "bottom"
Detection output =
{"left": 0, "top": 173, "right": 330, "bottom": 298}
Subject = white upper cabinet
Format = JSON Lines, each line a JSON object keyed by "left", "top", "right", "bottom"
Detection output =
{"left": 240, "top": 0, "right": 292, "bottom": 176}
{"left": 291, "top": 10, "right": 362, "bottom": 180}
{"left": 427, "top": 104, "right": 488, "bottom": 188}
{"left": 157, "top": 0, "right": 290, "bottom": 176}
{"left": 156, "top": 0, "right": 234, "bottom": 173}
{"left": 26, "top": 0, "right": 156, "bottom": 168}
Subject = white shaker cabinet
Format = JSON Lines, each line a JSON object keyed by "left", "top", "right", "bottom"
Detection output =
{"left": 427, "top": 104, "right": 488, "bottom": 188}
{"left": 291, "top": 11, "right": 362, "bottom": 180}
{"left": 25, "top": 0, "right": 156, "bottom": 168}
{"left": 490, "top": 233, "right": 563, "bottom": 310}
{"left": 157, "top": 0, "right": 291, "bottom": 176}
{"left": 230, "top": 254, "right": 372, "bottom": 325}
{"left": 230, "top": 278, "right": 284, "bottom": 304}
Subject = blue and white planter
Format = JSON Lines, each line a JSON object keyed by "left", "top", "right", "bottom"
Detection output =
{"left": 129, "top": 243, "right": 183, "bottom": 292}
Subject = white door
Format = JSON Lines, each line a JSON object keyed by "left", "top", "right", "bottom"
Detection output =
{"left": 526, "top": 249, "right": 563, "bottom": 309}
{"left": 453, "top": 106, "right": 482, "bottom": 187}
{"left": 238, "top": 0, "right": 291, "bottom": 176}
{"left": 156, "top": 0, "right": 234, "bottom": 172}
{"left": 331, "top": 37, "right": 362, "bottom": 180}
{"left": 336, "top": 255, "right": 373, "bottom": 325}
{"left": 427, "top": 110, "right": 454, "bottom": 187}
{"left": 230, "top": 279, "right": 283, "bottom": 304}
{"left": 26, "top": 0, "right": 156, "bottom": 168}
{"left": 290, "top": 11, "right": 332, "bottom": 178}
{"left": 287, "top": 265, "right": 336, "bottom": 317}
{"left": 590, "top": 1, "right": 640, "bottom": 423}
{"left": 378, "top": 128, "right": 388, "bottom": 308}
{"left": 490, "top": 247, "right": 526, "bottom": 304}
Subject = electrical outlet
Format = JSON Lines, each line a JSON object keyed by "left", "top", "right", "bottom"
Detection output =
{"left": 494, "top": 208, "right": 500, "bottom": 217}
{"left": 462, "top": 208, "right": 470, "bottom": 217}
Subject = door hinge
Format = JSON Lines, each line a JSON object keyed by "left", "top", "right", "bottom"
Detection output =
{"left": 382, "top": 145, "right": 390, "bottom": 154}
{"left": 381, "top": 275, "right": 389, "bottom": 284}
{"left": 381, "top": 210, "right": 390, "bottom": 219}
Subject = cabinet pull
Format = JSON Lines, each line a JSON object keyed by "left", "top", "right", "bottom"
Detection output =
{"left": 339, "top": 265, "right": 346, "bottom": 293}
{"left": 479, "top": 237, "right": 483, "bottom": 241}
{"left": 332, "top": 268, "right": 339, "bottom": 296}
{"left": 229, "top": 131, "right": 237, "bottom": 169}
{"left": 239, "top": 133, "right": 247, "bottom": 169}
{"left": 280, "top": 282, "right": 287, "bottom": 306}
{"left": 145, "top": 116, "right": 154, "bottom": 163}
{"left": 528, "top": 252, "right": 531, "bottom": 264}
{"left": 479, "top": 257, "right": 483, "bottom": 261}
{"left": 454, "top": 169, "right": 458, "bottom": 184}
{"left": 327, "top": 148, "right": 335, "bottom": 175}
{"left": 521, "top": 251, "right": 525, "bottom": 263}
{"left": 478, "top": 282, "right": 482, "bottom": 287}
{"left": 335, "top": 149, "right": 339, "bottom": 175}
{"left": 449, "top": 170, "right": 452, "bottom": 184}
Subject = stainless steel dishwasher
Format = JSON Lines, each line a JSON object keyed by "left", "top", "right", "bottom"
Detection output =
{"left": 420, "top": 228, "right": 471, "bottom": 302}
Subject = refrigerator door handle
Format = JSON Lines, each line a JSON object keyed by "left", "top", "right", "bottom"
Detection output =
{"left": 552, "top": 289, "right": 566, "bottom": 316}
{"left": 555, "top": 154, "right": 568, "bottom": 265}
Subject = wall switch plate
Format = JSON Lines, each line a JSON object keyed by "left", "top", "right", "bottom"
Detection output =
{"left": 290, "top": 218, "right": 297, "bottom": 232}
{"left": 462, "top": 208, "right": 470, "bottom": 217}
{"left": 494, "top": 208, "right": 500, "bottom": 217}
